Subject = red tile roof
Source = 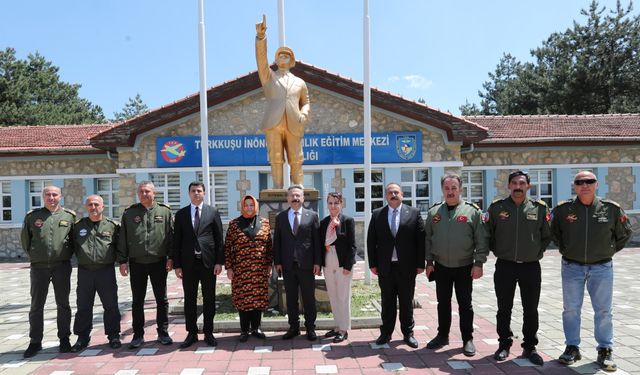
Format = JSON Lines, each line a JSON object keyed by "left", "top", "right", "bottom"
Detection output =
{"left": 0, "top": 124, "right": 114, "bottom": 155}
{"left": 465, "top": 114, "right": 640, "bottom": 145}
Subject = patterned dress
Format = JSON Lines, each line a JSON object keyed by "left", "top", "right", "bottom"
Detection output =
{"left": 224, "top": 216, "right": 273, "bottom": 311}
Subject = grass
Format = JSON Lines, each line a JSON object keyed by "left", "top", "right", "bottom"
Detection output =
{"left": 210, "top": 280, "right": 381, "bottom": 321}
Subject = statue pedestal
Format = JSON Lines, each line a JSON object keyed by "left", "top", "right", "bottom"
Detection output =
{"left": 259, "top": 188, "right": 328, "bottom": 313}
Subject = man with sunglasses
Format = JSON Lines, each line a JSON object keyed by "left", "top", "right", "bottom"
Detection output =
{"left": 551, "top": 170, "right": 632, "bottom": 372}
{"left": 486, "top": 171, "right": 551, "bottom": 365}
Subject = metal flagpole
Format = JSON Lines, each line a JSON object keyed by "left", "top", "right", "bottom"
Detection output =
{"left": 363, "top": 0, "right": 372, "bottom": 284}
{"left": 197, "top": 0, "right": 211, "bottom": 203}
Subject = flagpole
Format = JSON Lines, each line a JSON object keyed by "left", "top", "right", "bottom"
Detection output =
{"left": 277, "top": 0, "right": 290, "bottom": 188}
{"left": 197, "top": 0, "right": 211, "bottom": 203}
{"left": 363, "top": 0, "right": 372, "bottom": 284}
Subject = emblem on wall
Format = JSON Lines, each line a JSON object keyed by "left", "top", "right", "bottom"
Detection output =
{"left": 396, "top": 135, "right": 417, "bottom": 160}
{"left": 160, "top": 140, "right": 186, "bottom": 163}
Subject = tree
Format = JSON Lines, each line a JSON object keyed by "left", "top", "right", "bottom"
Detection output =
{"left": 112, "top": 93, "right": 149, "bottom": 122}
{"left": 461, "top": 0, "right": 640, "bottom": 115}
{"left": 0, "top": 48, "right": 105, "bottom": 125}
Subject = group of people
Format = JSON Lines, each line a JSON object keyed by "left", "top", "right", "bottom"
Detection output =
{"left": 19, "top": 181, "right": 357, "bottom": 359}
{"left": 19, "top": 170, "right": 632, "bottom": 373}
{"left": 367, "top": 171, "right": 631, "bottom": 373}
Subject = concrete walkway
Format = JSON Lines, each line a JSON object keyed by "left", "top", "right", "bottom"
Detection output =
{"left": 0, "top": 248, "right": 639, "bottom": 374}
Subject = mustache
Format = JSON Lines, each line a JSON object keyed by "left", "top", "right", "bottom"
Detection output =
{"left": 513, "top": 189, "right": 524, "bottom": 193}
{"left": 446, "top": 194, "right": 456, "bottom": 198}
{"left": 291, "top": 199, "right": 301, "bottom": 203}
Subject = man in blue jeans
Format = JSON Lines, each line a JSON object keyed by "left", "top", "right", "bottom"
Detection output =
{"left": 551, "top": 170, "right": 632, "bottom": 372}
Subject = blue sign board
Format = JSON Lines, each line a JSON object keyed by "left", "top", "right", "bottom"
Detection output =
{"left": 157, "top": 132, "right": 422, "bottom": 167}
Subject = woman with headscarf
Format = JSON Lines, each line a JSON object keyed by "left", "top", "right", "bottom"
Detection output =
{"left": 319, "top": 192, "right": 357, "bottom": 343}
{"left": 224, "top": 195, "right": 273, "bottom": 342}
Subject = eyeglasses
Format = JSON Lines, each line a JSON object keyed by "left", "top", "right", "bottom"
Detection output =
{"left": 574, "top": 179, "right": 597, "bottom": 185}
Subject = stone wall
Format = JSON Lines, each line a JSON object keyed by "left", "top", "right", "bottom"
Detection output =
{"left": 0, "top": 156, "right": 117, "bottom": 176}
{"left": 118, "top": 87, "right": 459, "bottom": 170}
{"left": 0, "top": 228, "right": 23, "bottom": 259}
{"left": 63, "top": 178, "right": 86, "bottom": 216}
{"left": 463, "top": 147, "right": 640, "bottom": 166}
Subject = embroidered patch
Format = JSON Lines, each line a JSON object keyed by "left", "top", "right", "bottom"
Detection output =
{"left": 620, "top": 215, "right": 628, "bottom": 223}
{"left": 79, "top": 228, "right": 88, "bottom": 237}
{"left": 456, "top": 215, "right": 468, "bottom": 223}
{"left": 565, "top": 213, "right": 578, "bottom": 223}
{"left": 101, "top": 231, "right": 111, "bottom": 237}
{"left": 432, "top": 214, "right": 441, "bottom": 224}
{"left": 133, "top": 215, "right": 142, "bottom": 224}
{"left": 498, "top": 211, "right": 510, "bottom": 220}
{"left": 481, "top": 212, "right": 489, "bottom": 223}
{"left": 59, "top": 220, "right": 69, "bottom": 227}
{"left": 546, "top": 212, "right": 551, "bottom": 222}
{"left": 34, "top": 218, "right": 44, "bottom": 228}
{"left": 597, "top": 216, "right": 609, "bottom": 223}
{"left": 526, "top": 212, "right": 538, "bottom": 221}
{"left": 154, "top": 216, "right": 165, "bottom": 223}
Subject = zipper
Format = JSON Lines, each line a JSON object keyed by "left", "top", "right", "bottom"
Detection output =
{"left": 584, "top": 205, "right": 589, "bottom": 264}
{"left": 514, "top": 204, "right": 519, "bottom": 262}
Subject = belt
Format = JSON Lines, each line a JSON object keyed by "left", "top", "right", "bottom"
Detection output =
{"left": 562, "top": 256, "right": 612, "bottom": 266}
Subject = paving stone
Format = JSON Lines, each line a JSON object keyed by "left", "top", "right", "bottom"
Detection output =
{"left": 179, "top": 368, "right": 204, "bottom": 375}
{"left": 315, "top": 365, "right": 338, "bottom": 373}
{"left": 136, "top": 348, "right": 159, "bottom": 356}
{"left": 312, "top": 344, "right": 331, "bottom": 351}
{"left": 381, "top": 363, "right": 406, "bottom": 371}
{"left": 79, "top": 349, "right": 102, "bottom": 356}
{"left": 247, "top": 366, "right": 271, "bottom": 375}
{"left": 254, "top": 345, "right": 273, "bottom": 353}
{"left": 447, "top": 361, "right": 472, "bottom": 370}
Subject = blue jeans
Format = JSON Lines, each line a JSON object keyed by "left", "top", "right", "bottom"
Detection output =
{"left": 561, "top": 259, "right": 614, "bottom": 350}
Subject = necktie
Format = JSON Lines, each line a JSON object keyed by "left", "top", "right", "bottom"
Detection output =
{"left": 391, "top": 209, "right": 398, "bottom": 237}
{"left": 293, "top": 211, "right": 300, "bottom": 235}
{"left": 194, "top": 206, "right": 200, "bottom": 232}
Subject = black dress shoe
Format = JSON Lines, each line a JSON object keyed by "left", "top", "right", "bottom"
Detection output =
{"left": 251, "top": 329, "right": 266, "bottom": 339}
{"left": 239, "top": 332, "right": 249, "bottom": 343}
{"left": 333, "top": 332, "right": 348, "bottom": 343}
{"left": 325, "top": 329, "right": 339, "bottom": 338}
{"left": 59, "top": 338, "right": 71, "bottom": 353}
{"left": 109, "top": 338, "right": 122, "bottom": 349}
{"left": 403, "top": 335, "right": 419, "bottom": 348}
{"left": 282, "top": 328, "right": 300, "bottom": 340}
{"left": 158, "top": 332, "right": 173, "bottom": 345}
{"left": 523, "top": 347, "right": 544, "bottom": 366}
{"left": 426, "top": 335, "right": 449, "bottom": 349}
{"left": 23, "top": 342, "right": 42, "bottom": 358}
{"left": 306, "top": 330, "right": 317, "bottom": 341}
{"left": 558, "top": 345, "right": 581, "bottom": 365}
{"left": 204, "top": 333, "right": 217, "bottom": 347}
{"left": 70, "top": 338, "right": 90, "bottom": 353}
{"left": 463, "top": 340, "right": 476, "bottom": 357}
{"left": 128, "top": 336, "right": 144, "bottom": 349}
{"left": 179, "top": 333, "right": 198, "bottom": 349}
{"left": 375, "top": 334, "right": 391, "bottom": 345}
{"left": 494, "top": 347, "right": 509, "bottom": 361}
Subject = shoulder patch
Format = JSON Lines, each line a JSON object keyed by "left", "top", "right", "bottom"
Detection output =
{"left": 62, "top": 208, "right": 76, "bottom": 217}
{"left": 104, "top": 217, "right": 118, "bottom": 225}
{"left": 123, "top": 203, "right": 138, "bottom": 212}
{"left": 601, "top": 199, "right": 621, "bottom": 208}
{"left": 75, "top": 218, "right": 83, "bottom": 224}
{"left": 491, "top": 198, "right": 502, "bottom": 204}
{"left": 534, "top": 199, "right": 547, "bottom": 207}
{"left": 556, "top": 199, "right": 571, "bottom": 207}
{"left": 25, "top": 208, "right": 36, "bottom": 216}
{"left": 158, "top": 203, "right": 172, "bottom": 210}
{"left": 429, "top": 201, "right": 443, "bottom": 209}
{"left": 465, "top": 201, "right": 481, "bottom": 210}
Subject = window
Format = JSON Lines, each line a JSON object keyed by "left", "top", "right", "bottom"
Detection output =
{"left": 196, "top": 172, "right": 229, "bottom": 218}
{"left": 462, "top": 171, "right": 484, "bottom": 209}
{"left": 150, "top": 173, "right": 181, "bottom": 213}
{"left": 354, "top": 170, "right": 384, "bottom": 213}
{"left": 97, "top": 178, "right": 120, "bottom": 219}
{"left": 529, "top": 169, "right": 553, "bottom": 206}
{"left": 400, "top": 168, "right": 430, "bottom": 214}
{"left": 29, "top": 180, "right": 53, "bottom": 209}
{"left": 1, "top": 181, "right": 11, "bottom": 222}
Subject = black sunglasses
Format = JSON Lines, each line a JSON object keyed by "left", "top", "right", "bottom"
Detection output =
{"left": 574, "top": 179, "right": 597, "bottom": 185}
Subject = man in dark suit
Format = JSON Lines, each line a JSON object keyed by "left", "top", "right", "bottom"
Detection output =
{"left": 172, "top": 181, "right": 224, "bottom": 348}
{"left": 273, "top": 184, "right": 322, "bottom": 340}
{"left": 367, "top": 182, "right": 425, "bottom": 348}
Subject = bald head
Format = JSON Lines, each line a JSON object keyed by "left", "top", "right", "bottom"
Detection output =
{"left": 85, "top": 194, "right": 105, "bottom": 221}
{"left": 43, "top": 185, "right": 62, "bottom": 212}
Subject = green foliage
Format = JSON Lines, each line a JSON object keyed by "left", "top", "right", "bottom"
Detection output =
{"left": 0, "top": 48, "right": 105, "bottom": 125}
{"left": 112, "top": 93, "right": 149, "bottom": 122}
{"left": 461, "top": 1, "right": 640, "bottom": 115}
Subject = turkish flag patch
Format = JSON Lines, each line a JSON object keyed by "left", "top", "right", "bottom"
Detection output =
{"left": 456, "top": 215, "right": 468, "bottom": 223}
{"left": 620, "top": 215, "right": 628, "bottom": 223}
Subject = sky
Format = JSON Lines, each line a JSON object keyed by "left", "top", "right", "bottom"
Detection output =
{"left": 2, "top": 0, "right": 636, "bottom": 120}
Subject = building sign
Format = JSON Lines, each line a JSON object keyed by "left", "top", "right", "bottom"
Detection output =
{"left": 157, "top": 132, "right": 422, "bottom": 167}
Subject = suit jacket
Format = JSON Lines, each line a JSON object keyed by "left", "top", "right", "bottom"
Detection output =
{"left": 256, "top": 36, "right": 310, "bottom": 137}
{"left": 319, "top": 214, "right": 357, "bottom": 271}
{"left": 273, "top": 207, "right": 321, "bottom": 271}
{"left": 172, "top": 203, "right": 224, "bottom": 270}
{"left": 367, "top": 204, "right": 425, "bottom": 277}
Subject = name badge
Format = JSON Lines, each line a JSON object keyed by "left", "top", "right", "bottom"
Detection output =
{"left": 101, "top": 231, "right": 112, "bottom": 237}
{"left": 526, "top": 213, "right": 538, "bottom": 221}
{"left": 59, "top": 220, "right": 70, "bottom": 227}
{"left": 597, "top": 216, "right": 609, "bottom": 223}
{"left": 154, "top": 216, "right": 165, "bottom": 223}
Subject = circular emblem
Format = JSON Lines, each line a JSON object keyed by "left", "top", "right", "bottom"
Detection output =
{"left": 396, "top": 135, "right": 417, "bottom": 160}
{"left": 133, "top": 215, "right": 142, "bottom": 224}
{"left": 34, "top": 218, "right": 44, "bottom": 228}
{"left": 79, "top": 228, "right": 88, "bottom": 237}
{"left": 160, "top": 140, "right": 186, "bottom": 163}
{"left": 456, "top": 215, "right": 468, "bottom": 223}
{"left": 432, "top": 214, "right": 441, "bottom": 224}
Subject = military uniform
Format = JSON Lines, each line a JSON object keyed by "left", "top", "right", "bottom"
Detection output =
{"left": 551, "top": 196, "right": 632, "bottom": 352}
{"left": 425, "top": 200, "right": 489, "bottom": 342}
{"left": 72, "top": 217, "right": 121, "bottom": 344}
{"left": 117, "top": 202, "right": 173, "bottom": 339}
{"left": 486, "top": 197, "right": 551, "bottom": 352}
{"left": 20, "top": 207, "right": 76, "bottom": 345}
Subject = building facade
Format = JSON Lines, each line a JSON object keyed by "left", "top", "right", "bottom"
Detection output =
{"left": 1, "top": 63, "right": 639, "bottom": 258}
